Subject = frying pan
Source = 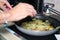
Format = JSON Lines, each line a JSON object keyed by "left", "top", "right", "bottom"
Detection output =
{"left": 15, "top": 14, "right": 60, "bottom": 36}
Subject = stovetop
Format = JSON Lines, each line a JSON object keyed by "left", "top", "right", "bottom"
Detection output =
{"left": 8, "top": 25, "right": 60, "bottom": 40}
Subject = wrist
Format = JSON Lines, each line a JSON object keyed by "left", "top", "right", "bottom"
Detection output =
{"left": 4, "top": 12, "right": 12, "bottom": 22}
{"left": 6, "top": 10, "right": 14, "bottom": 22}
{"left": 0, "top": 12, "right": 11, "bottom": 23}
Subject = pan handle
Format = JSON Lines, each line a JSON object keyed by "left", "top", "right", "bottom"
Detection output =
{"left": 43, "top": 3, "right": 60, "bottom": 17}
{"left": 56, "top": 26, "right": 60, "bottom": 29}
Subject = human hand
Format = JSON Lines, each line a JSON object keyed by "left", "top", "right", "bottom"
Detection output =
{"left": 8, "top": 3, "right": 37, "bottom": 21}
{"left": 0, "top": 0, "right": 12, "bottom": 12}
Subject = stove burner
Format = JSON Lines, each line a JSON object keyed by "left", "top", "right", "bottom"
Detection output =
{"left": 8, "top": 25, "right": 60, "bottom": 40}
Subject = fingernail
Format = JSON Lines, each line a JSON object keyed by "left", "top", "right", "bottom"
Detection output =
{"left": 6, "top": 6, "right": 11, "bottom": 10}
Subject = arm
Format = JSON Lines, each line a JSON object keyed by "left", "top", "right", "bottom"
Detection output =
{"left": 0, "top": 3, "right": 37, "bottom": 23}
{"left": 0, "top": 12, "right": 11, "bottom": 23}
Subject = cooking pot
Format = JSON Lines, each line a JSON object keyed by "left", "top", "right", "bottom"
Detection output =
{"left": 15, "top": 14, "right": 60, "bottom": 36}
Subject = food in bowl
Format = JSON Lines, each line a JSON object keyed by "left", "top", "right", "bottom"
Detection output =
{"left": 21, "top": 18, "right": 54, "bottom": 31}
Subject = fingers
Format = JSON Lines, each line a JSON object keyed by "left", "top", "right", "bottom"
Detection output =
{"left": 26, "top": 3, "right": 37, "bottom": 17}
{"left": 27, "top": 10, "right": 34, "bottom": 17}
{"left": 0, "top": 2, "right": 6, "bottom": 11}
{"left": 0, "top": 5, "right": 7, "bottom": 11}
{"left": 27, "top": 8, "right": 37, "bottom": 17}
{"left": 5, "top": 0, "right": 12, "bottom": 9}
{"left": 0, "top": 0, "right": 12, "bottom": 11}
{"left": 30, "top": 8, "right": 37, "bottom": 16}
{"left": 25, "top": 4, "right": 37, "bottom": 17}
{"left": 19, "top": 3, "right": 37, "bottom": 17}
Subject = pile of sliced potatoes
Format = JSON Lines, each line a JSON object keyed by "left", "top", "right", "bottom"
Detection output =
{"left": 21, "top": 18, "right": 54, "bottom": 31}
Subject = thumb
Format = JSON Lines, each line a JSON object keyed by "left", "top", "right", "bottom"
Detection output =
{"left": 5, "top": 1, "right": 12, "bottom": 9}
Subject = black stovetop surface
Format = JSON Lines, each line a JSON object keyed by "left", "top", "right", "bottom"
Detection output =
{"left": 8, "top": 25, "right": 60, "bottom": 40}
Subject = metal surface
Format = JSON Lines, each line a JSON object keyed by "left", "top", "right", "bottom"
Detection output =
{"left": 15, "top": 14, "right": 60, "bottom": 36}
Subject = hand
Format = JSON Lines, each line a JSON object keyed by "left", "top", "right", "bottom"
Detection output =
{"left": 0, "top": 0, "right": 12, "bottom": 12}
{"left": 7, "top": 3, "right": 37, "bottom": 21}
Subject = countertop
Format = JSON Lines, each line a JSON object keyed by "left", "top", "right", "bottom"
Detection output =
{"left": 0, "top": 23, "right": 22, "bottom": 40}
